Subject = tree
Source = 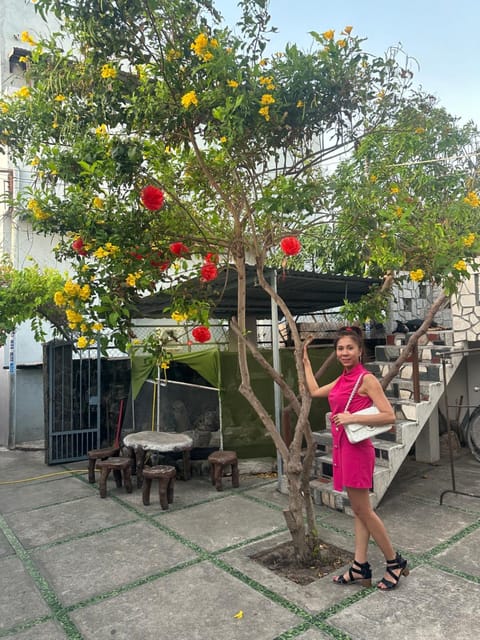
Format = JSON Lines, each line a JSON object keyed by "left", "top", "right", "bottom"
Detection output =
{"left": 0, "top": 256, "right": 67, "bottom": 346}
{"left": 323, "top": 96, "right": 480, "bottom": 381}
{"left": 1, "top": 0, "right": 478, "bottom": 562}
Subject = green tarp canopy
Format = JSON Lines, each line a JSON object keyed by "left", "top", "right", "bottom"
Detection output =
{"left": 130, "top": 346, "right": 337, "bottom": 459}
{"left": 131, "top": 347, "right": 221, "bottom": 399}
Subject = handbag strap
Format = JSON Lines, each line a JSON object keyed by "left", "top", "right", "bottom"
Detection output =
{"left": 344, "top": 374, "right": 365, "bottom": 412}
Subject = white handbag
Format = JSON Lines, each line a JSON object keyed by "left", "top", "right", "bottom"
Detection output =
{"left": 342, "top": 374, "right": 393, "bottom": 444}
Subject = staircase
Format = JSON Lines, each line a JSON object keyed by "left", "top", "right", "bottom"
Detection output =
{"left": 309, "top": 329, "right": 461, "bottom": 515}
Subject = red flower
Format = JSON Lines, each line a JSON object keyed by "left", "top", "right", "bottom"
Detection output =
{"left": 192, "top": 326, "right": 211, "bottom": 343}
{"left": 280, "top": 236, "right": 301, "bottom": 256}
{"left": 205, "top": 252, "right": 218, "bottom": 263}
{"left": 140, "top": 185, "right": 165, "bottom": 211}
{"left": 200, "top": 262, "right": 218, "bottom": 282}
{"left": 169, "top": 242, "right": 189, "bottom": 256}
{"left": 72, "top": 237, "right": 87, "bottom": 256}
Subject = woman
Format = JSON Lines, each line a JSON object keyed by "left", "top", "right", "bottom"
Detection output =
{"left": 303, "top": 326, "right": 409, "bottom": 590}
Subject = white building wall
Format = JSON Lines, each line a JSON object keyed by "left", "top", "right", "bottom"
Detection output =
{"left": 0, "top": 1, "right": 62, "bottom": 446}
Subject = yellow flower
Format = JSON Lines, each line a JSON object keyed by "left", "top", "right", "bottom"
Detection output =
{"left": 104, "top": 242, "right": 119, "bottom": 254}
{"left": 64, "top": 279, "right": 81, "bottom": 297}
{"left": 343, "top": 26, "right": 353, "bottom": 34}
{"left": 191, "top": 32, "right": 209, "bottom": 56}
{"left": 409, "top": 269, "right": 425, "bottom": 282}
{"left": 377, "top": 90, "right": 385, "bottom": 100}
{"left": 30, "top": 156, "right": 40, "bottom": 166}
{"left": 54, "top": 291, "right": 66, "bottom": 306}
{"left": 101, "top": 64, "right": 117, "bottom": 79}
{"left": 95, "top": 124, "right": 108, "bottom": 136}
{"left": 77, "top": 336, "right": 88, "bottom": 349}
{"left": 415, "top": 127, "right": 425, "bottom": 134}
{"left": 390, "top": 185, "right": 400, "bottom": 194}
{"left": 92, "top": 322, "right": 103, "bottom": 332}
{"left": 181, "top": 90, "right": 198, "bottom": 109}
{"left": 14, "top": 86, "right": 31, "bottom": 99}
{"left": 337, "top": 39, "right": 346, "bottom": 47}
{"left": 259, "top": 106, "right": 270, "bottom": 121}
{"left": 369, "top": 174, "right": 378, "bottom": 183}
{"left": 19, "top": 56, "right": 29, "bottom": 64}
{"left": 80, "top": 323, "right": 88, "bottom": 333}
{"left": 20, "top": 31, "right": 36, "bottom": 46}
{"left": 259, "top": 76, "right": 274, "bottom": 86}
{"left": 296, "top": 100, "right": 304, "bottom": 108}
{"left": 453, "top": 259, "right": 468, "bottom": 272}
{"left": 27, "top": 198, "right": 49, "bottom": 219}
{"left": 219, "top": 136, "right": 227, "bottom": 143}
{"left": 54, "top": 94, "right": 66, "bottom": 102}
{"left": 260, "top": 94, "right": 275, "bottom": 105}
{"left": 259, "top": 58, "right": 268, "bottom": 66}
{"left": 323, "top": 30, "right": 335, "bottom": 40}
{"left": 464, "top": 191, "right": 480, "bottom": 207}
{"left": 66, "top": 309, "right": 83, "bottom": 324}
{"left": 395, "top": 206, "right": 403, "bottom": 218}
{"left": 160, "top": 361, "right": 170, "bottom": 370}
{"left": 93, "top": 196, "right": 104, "bottom": 208}
{"left": 463, "top": 233, "right": 476, "bottom": 247}
{"left": 166, "top": 49, "right": 181, "bottom": 62}
{"left": 0, "top": 102, "right": 9, "bottom": 113}
{"left": 126, "top": 271, "right": 142, "bottom": 287}
{"left": 94, "top": 246, "right": 109, "bottom": 259}
{"left": 227, "top": 80, "right": 239, "bottom": 88}
{"left": 79, "top": 284, "right": 91, "bottom": 301}
{"left": 171, "top": 310, "right": 188, "bottom": 323}
{"left": 190, "top": 33, "right": 216, "bottom": 61}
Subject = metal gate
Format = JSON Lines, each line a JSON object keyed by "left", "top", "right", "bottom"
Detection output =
{"left": 44, "top": 340, "right": 101, "bottom": 464}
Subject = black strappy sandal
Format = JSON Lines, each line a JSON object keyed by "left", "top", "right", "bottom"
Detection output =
{"left": 333, "top": 560, "right": 372, "bottom": 587}
{"left": 377, "top": 552, "right": 409, "bottom": 590}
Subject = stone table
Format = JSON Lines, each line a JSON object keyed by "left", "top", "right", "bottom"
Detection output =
{"left": 123, "top": 431, "right": 193, "bottom": 486}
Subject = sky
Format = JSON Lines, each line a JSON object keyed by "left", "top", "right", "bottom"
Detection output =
{"left": 214, "top": 0, "right": 480, "bottom": 127}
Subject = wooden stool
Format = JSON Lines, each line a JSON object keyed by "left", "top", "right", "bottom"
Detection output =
{"left": 208, "top": 450, "right": 239, "bottom": 491}
{"left": 96, "top": 457, "right": 132, "bottom": 498}
{"left": 87, "top": 446, "right": 120, "bottom": 483}
{"left": 142, "top": 465, "right": 176, "bottom": 509}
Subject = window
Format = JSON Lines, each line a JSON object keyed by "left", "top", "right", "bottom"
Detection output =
{"left": 475, "top": 274, "right": 480, "bottom": 305}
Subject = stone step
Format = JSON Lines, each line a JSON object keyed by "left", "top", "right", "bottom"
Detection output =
{"left": 310, "top": 466, "right": 391, "bottom": 513}
{"left": 387, "top": 329, "right": 454, "bottom": 346}
{"left": 374, "top": 344, "right": 452, "bottom": 363}
{"left": 313, "top": 438, "right": 409, "bottom": 481}
{"left": 386, "top": 378, "right": 443, "bottom": 395}
{"left": 367, "top": 362, "right": 443, "bottom": 382}
{"left": 313, "top": 427, "right": 409, "bottom": 459}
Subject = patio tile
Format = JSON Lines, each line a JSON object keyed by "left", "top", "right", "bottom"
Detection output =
{"left": 31, "top": 520, "right": 199, "bottom": 606}
{"left": 327, "top": 565, "right": 480, "bottom": 640}
{"left": 0, "top": 476, "right": 93, "bottom": 515}
{"left": 0, "top": 527, "right": 14, "bottom": 558}
{"left": 5, "top": 495, "right": 135, "bottom": 547}
{"left": 374, "top": 493, "right": 477, "bottom": 553}
{"left": 157, "top": 494, "right": 286, "bottom": 551}
{"left": 70, "top": 561, "right": 302, "bottom": 640}
{"left": 0, "top": 555, "right": 50, "bottom": 631}
{"left": 433, "top": 527, "right": 480, "bottom": 578}
{"left": 5, "top": 620, "right": 68, "bottom": 639}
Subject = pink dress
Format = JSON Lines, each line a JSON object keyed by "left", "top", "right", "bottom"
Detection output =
{"left": 328, "top": 362, "right": 375, "bottom": 491}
